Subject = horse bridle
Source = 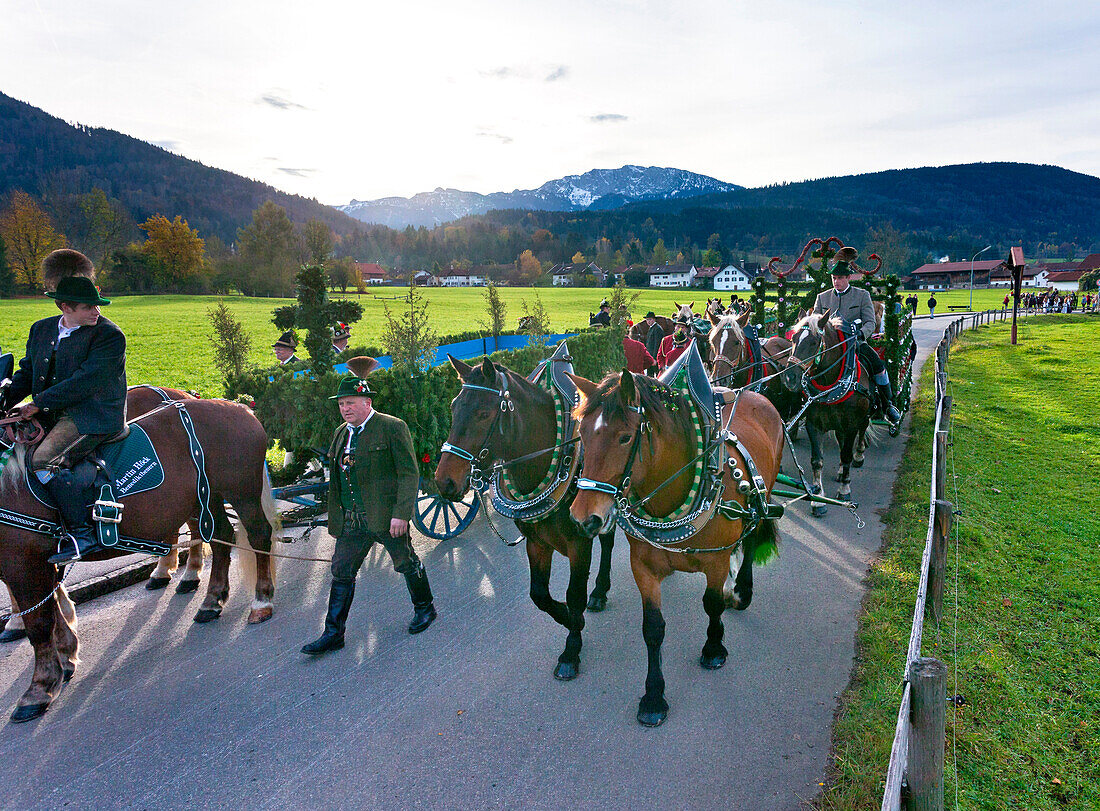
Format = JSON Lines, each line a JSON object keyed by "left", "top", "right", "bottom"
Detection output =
{"left": 439, "top": 372, "right": 515, "bottom": 489}
{"left": 575, "top": 402, "right": 650, "bottom": 508}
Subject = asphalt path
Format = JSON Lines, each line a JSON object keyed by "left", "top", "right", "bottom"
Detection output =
{"left": 0, "top": 317, "right": 951, "bottom": 811}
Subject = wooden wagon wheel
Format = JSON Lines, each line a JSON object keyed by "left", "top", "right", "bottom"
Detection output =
{"left": 411, "top": 475, "right": 481, "bottom": 540}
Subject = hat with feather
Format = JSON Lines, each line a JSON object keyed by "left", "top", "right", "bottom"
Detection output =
{"left": 830, "top": 246, "right": 859, "bottom": 276}
{"left": 331, "top": 356, "right": 381, "bottom": 399}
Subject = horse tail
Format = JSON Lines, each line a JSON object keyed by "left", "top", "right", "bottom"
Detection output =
{"left": 749, "top": 515, "right": 781, "bottom": 566}
{"left": 260, "top": 463, "right": 283, "bottom": 540}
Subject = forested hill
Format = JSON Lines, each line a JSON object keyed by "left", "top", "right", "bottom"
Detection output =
{"left": 0, "top": 91, "right": 358, "bottom": 243}
{"left": 629, "top": 162, "right": 1100, "bottom": 248}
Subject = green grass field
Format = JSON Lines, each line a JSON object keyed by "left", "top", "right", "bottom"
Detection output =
{"left": 820, "top": 315, "right": 1100, "bottom": 810}
{"left": 0, "top": 286, "right": 1031, "bottom": 396}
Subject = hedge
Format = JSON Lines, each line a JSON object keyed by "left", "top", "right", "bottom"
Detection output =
{"left": 228, "top": 325, "right": 626, "bottom": 464}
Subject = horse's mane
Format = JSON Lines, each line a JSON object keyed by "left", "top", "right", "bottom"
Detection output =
{"left": 576, "top": 372, "right": 695, "bottom": 436}
{"left": 708, "top": 312, "right": 745, "bottom": 349}
{"left": 0, "top": 444, "right": 27, "bottom": 495}
{"left": 790, "top": 311, "right": 844, "bottom": 338}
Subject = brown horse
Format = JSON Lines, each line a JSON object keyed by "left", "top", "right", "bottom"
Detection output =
{"left": 567, "top": 369, "right": 784, "bottom": 726}
{"left": 629, "top": 315, "right": 675, "bottom": 347}
{"left": 0, "top": 396, "right": 279, "bottom": 722}
{"left": 435, "top": 356, "right": 615, "bottom": 681}
{"left": 782, "top": 312, "right": 873, "bottom": 512}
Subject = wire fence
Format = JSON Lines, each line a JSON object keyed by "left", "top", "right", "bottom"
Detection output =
{"left": 880, "top": 307, "right": 1013, "bottom": 811}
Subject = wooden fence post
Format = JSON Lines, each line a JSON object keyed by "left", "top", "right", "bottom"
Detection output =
{"left": 908, "top": 657, "right": 947, "bottom": 811}
{"left": 935, "top": 397, "right": 952, "bottom": 501}
{"left": 929, "top": 499, "right": 953, "bottom": 624}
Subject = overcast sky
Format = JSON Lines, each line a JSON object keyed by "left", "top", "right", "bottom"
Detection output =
{"left": 2, "top": 0, "right": 1098, "bottom": 205}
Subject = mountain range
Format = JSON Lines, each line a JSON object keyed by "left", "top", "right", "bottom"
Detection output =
{"left": 339, "top": 166, "right": 740, "bottom": 228}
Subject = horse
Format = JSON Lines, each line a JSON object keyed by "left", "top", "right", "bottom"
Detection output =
{"left": 781, "top": 312, "right": 873, "bottom": 512}
{"left": 435, "top": 356, "right": 616, "bottom": 681}
{"left": 672, "top": 301, "right": 695, "bottom": 322}
{"left": 706, "top": 309, "right": 804, "bottom": 426}
{"left": 567, "top": 369, "right": 784, "bottom": 726}
{"left": 0, "top": 396, "right": 280, "bottom": 722}
{"left": 628, "top": 315, "right": 675, "bottom": 347}
{"left": 704, "top": 298, "right": 726, "bottom": 319}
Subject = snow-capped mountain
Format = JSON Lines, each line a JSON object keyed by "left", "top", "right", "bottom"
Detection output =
{"left": 339, "top": 165, "right": 740, "bottom": 228}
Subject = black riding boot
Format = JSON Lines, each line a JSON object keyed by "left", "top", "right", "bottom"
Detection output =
{"left": 45, "top": 471, "right": 103, "bottom": 565}
{"left": 878, "top": 383, "right": 902, "bottom": 424}
{"left": 301, "top": 578, "right": 355, "bottom": 655}
{"left": 403, "top": 565, "right": 437, "bottom": 635}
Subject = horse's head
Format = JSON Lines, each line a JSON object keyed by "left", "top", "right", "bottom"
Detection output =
{"left": 673, "top": 301, "right": 695, "bottom": 322}
{"left": 783, "top": 311, "right": 834, "bottom": 391}
{"left": 707, "top": 309, "right": 749, "bottom": 381}
{"left": 435, "top": 355, "right": 509, "bottom": 501}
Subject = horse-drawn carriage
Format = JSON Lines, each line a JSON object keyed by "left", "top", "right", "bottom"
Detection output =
{"left": 1, "top": 240, "right": 913, "bottom": 727}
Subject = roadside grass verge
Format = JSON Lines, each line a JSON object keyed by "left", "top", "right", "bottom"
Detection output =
{"left": 819, "top": 315, "right": 1100, "bottom": 810}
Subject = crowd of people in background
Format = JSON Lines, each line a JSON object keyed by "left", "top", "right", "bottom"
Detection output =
{"left": 1017, "top": 290, "right": 1097, "bottom": 313}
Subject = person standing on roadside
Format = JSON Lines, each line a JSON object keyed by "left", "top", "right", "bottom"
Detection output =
{"left": 928, "top": 293, "right": 938, "bottom": 318}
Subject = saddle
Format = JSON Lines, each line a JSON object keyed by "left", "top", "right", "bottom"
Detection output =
{"left": 24, "top": 424, "right": 170, "bottom": 556}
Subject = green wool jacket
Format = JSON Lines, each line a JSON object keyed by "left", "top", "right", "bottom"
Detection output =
{"left": 327, "top": 411, "right": 419, "bottom": 537}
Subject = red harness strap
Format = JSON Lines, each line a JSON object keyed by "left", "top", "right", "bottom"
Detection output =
{"left": 807, "top": 336, "right": 863, "bottom": 404}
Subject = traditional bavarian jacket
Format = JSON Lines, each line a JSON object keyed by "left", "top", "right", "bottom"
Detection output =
{"left": 326, "top": 411, "right": 419, "bottom": 537}
{"left": 7, "top": 315, "right": 127, "bottom": 434}
{"left": 812, "top": 286, "right": 876, "bottom": 340}
{"left": 657, "top": 333, "right": 690, "bottom": 370}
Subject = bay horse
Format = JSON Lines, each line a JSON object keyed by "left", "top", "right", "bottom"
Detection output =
{"left": 568, "top": 369, "right": 784, "bottom": 726}
{"left": 781, "top": 312, "right": 873, "bottom": 511}
{"left": 0, "top": 396, "right": 279, "bottom": 722}
{"left": 706, "top": 309, "right": 804, "bottom": 425}
{"left": 435, "top": 356, "right": 615, "bottom": 681}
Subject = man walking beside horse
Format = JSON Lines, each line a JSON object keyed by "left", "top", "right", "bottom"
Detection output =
{"left": 812, "top": 247, "right": 902, "bottom": 424}
{"left": 2, "top": 250, "right": 127, "bottom": 564}
{"left": 302, "top": 358, "right": 438, "bottom": 655}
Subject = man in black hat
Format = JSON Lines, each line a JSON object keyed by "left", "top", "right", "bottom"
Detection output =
{"left": 3, "top": 252, "right": 127, "bottom": 563}
{"left": 590, "top": 299, "right": 612, "bottom": 328}
{"left": 642, "top": 311, "right": 664, "bottom": 360}
{"left": 302, "top": 358, "right": 437, "bottom": 655}
{"left": 656, "top": 312, "right": 692, "bottom": 371}
{"left": 812, "top": 248, "right": 901, "bottom": 423}
{"left": 272, "top": 331, "right": 299, "bottom": 365}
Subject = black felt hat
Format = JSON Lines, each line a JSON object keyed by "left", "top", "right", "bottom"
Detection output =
{"left": 272, "top": 330, "right": 297, "bottom": 349}
{"left": 45, "top": 276, "right": 110, "bottom": 306}
{"left": 644, "top": 311, "right": 657, "bottom": 319}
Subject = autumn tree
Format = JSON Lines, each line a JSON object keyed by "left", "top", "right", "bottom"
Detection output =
{"left": 0, "top": 190, "right": 66, "bottom": 289}
{"left": 482, "top": 281, "right": 507, "bottom": 338}
{"left": 863, "top": 222, "right": 914, "bottom": 276}
{"left": 650, "top": 238, "right": 669, "bottom": 266}
{"left": 80, "top": 189, "right": 134, "bottom": 264}
{"left": 139, "top": 214, "right": 206, "bottom": 290}
{"left": 303, "top": 218, "right": 335, "bottom": 265}
{"left": 237, "top": 201, "right": 302, "bottom": 296}
{"left": 516, "top": 249, "right": 542, "bottom": 285}
{"left": 571, "top": 251, "right": 586, "bottom": 264}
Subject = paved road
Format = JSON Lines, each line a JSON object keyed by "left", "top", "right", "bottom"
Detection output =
{"left": 0, "top": 319, "right": 950, "bottom": 811}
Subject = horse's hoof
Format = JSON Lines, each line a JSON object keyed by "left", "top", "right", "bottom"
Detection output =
{"left": 0, "top": 628, "right": 28, "bottom": 644}
{"left": 175, "top": 579, "right": 200, "bottom": 594}
{"left": 731, "top": 590, "right": 751, "bottom": 611}
{"left": 10, "top": 702, "right": 49, "bottom": 723}
{"left": 700, "top": 651, "right": 727, "bottom": 670}
{"left": 193, "top": 608, "right": 222, "bottom": 624}
{"left": 62, "top": 667, "right": 75, "bottom": 683}
{"left": 145, "top": 576, "right": 171, "bottom": 591}
{"left": 247, "top": 605, "right": 274, "bottom": 625}
{"left": 812, "top": 504, "right": 828, "bottom": 518}
{"left": 553, "top": 661, "right": 579, "bottom": 681}
{"left": 586, "top": 594, "right": 607, "bottom": 612}
{"left": 835, "top": 470, "right": 846, "bottom": 482}
{"left": 836, "top": 492, "right": 851, "bottom": 503}
{"left": 852, "top": 458, "right": 864, "bottom": 469}
{"left": 637, "top": 699, "right": 668, "bottom": 727}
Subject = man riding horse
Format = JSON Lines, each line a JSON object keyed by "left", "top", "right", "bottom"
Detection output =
{"left": 2, "top": 251, "right": 127, "bottom": 564}
{"left": 812, "top": 247, "right": 902, "bottom": 424}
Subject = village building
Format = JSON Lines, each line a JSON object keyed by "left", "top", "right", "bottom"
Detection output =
{"left": 436, "top": 266, "right": 487, "bottom": 287}
{"left": 910, "top": 259, "right": 1006, "bottom": 289}
{"left": 988, "top": 264, "right": 1049, "bottom": 288}
{"left": 647, "top": 264, "right": 697, "bottom": 288}
{"left": 1046, "top": 270, "right": 1086, "bottom": 292}
{"left": 353, "top": 262, "right": 390, "bottom": 286}
{"left": 712, "top": 263, "right": 756, "bottom": 291}
{"left": 691, "top": 267, "right": 719, "bottom": 288}
{"left": 549, "top": 262, "right": 606, "bottom": 286}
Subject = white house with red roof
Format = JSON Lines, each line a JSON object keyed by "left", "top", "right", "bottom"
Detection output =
{"left": 436, "top": 266, "right": 487, "bottom": 287}
{"left": 646, "top": 264, "right": 696, "bottom": 288}
{"left": 353, "top": 262, "right": 389, "bottom": 285}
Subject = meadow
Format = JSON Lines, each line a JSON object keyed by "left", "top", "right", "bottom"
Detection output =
{"left": 0, "top": 286, "right": 1031, "bottom": 395}
{"left": 820, "top": 315, "right": 1100, "bottom": 810}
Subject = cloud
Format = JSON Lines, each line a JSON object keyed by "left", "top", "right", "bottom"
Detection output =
{"left": 590, "top": 113, "right": 629, "bottom": 123}
{"left": 480, "top": 67, "right": 516, "bottom": 79}
{"left": 153, "top": 139, "right": 182, "bottom": 152}
{"left": 545, "top": 65, "right": 569, "bottom": 82}
{"left": 259, "top": 94, "right": 307, "bottom": 111}
{"left": 476, "top": 131, "right": 514, "bottom": 144}
{"left": 276, "top": 167, "right": 316, "bottom": 177}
